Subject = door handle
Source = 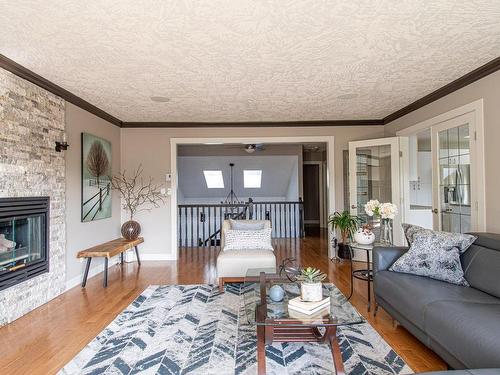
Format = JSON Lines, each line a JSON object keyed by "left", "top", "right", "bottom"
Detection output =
{"left": 432, "top": 208, "right": 438, "bottom": 214}
{"left": 351, "top": 204, "right": 357, "bottom": 209}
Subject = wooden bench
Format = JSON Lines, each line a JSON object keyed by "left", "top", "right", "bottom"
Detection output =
{"left": 77, "top": 237, "right": 144, "bottom": 287}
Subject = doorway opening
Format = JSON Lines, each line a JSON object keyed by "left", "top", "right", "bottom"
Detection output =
{"left": 170, "top": 136, "right": 335, "bottom": 260}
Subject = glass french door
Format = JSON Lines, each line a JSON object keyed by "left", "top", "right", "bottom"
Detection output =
{"left": 349, "top": 137, "right": 405, "bottom": 246}
{"left": 431, "top": 112, "right": 477, "bottom": 232}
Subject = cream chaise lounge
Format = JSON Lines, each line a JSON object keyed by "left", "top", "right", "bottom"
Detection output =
{"left": 217, "top": 219, "right": 277, "bottom": 291}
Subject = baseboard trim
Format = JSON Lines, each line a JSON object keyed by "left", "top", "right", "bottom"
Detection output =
{"left": 140, "top": 253, "right": 177, "bottom": 261}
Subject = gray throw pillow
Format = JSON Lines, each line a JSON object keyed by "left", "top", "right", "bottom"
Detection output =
{"left": 390, "top": 233, "right": 474, "bottom": 286}
{"left": 402, "top": 223, "right": 476, "bottom": 253}
{"left": 230, "top": 219, "right": 266, "bottom": 230}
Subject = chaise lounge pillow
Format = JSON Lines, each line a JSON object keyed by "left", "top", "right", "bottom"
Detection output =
{"left": 390, "top": 230, "right": 477, "bottom": 286}
{"left": 229, "top": 219, "right": 266, "bottom": 230}
{"left": 223, "top": 228, "right": 273, "bottom": 251}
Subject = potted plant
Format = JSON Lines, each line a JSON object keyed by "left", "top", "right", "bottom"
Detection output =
{"left": 110, "top": 166, "right": 166, "bottom": 240}
{"left": 328, "top": 211, "right": 359, "bottom": 259}
{"left": 296, "top": 267, "right": 327, "bottom": 302}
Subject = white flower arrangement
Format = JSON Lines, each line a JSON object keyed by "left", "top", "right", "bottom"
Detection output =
{"left": 364, "top": 199, "right": 380, "bottom": 217}
{"left": 379, "top": 202, "right": 398, "bottom": 219}
{"left": 364, "top": 199, "right": 397, "bottom": 219}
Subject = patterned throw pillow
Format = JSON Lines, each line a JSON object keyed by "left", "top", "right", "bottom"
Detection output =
{"left": 223, "top": 228, "right": 273, "bottom": 251}
{"left": 229, "top": 219, "right": 266, "bottom": 230}
{"left": 402, "top": 223, "right": 476, "bottom": 253}
{"left": 390, "top": 232, "right": 475, "bottom": 286}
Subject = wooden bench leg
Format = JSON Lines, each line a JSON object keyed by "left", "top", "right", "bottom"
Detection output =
{"left": 120, "top": 252, "right": 124, "bottom": 265}
{"left": 103, "top": 257, "right": 108, "bottom": 288}
{"left": 219, "top": 278, "right": 224, "bottom": 293}
{"left": 134, "top": 246, "right": 141, "bottom": 266}
{"left": 81, "top": 258, "right": 92, "bottom": 287}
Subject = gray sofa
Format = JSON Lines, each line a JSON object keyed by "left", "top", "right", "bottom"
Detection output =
{"left": 373, "top": 233, "right": 500, "bottom": 370}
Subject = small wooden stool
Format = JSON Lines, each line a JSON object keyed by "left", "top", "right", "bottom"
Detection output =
{"left": 77, "top": 237, "right": 144, "bottom": 287}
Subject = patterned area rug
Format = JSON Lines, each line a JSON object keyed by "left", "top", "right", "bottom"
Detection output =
{"left": 60, "top": 284, "right": 413, "bottom": 375}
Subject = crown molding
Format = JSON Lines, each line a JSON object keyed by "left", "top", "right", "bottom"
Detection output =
{"left": 383, "top": 56, "right": 500, "bottom": 124}
{"left": 121, "top": 119, "right": 384, "bottom": 128}
{"left": 0, "top": 54, "right": 122, "bottom": 127}
{"left": 2, "top": 53, "right": 499, "bottom": 128}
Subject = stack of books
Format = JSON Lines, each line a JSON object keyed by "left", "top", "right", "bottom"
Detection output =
{"left": 288, "top": 296, "right": 330, "bottom": 315}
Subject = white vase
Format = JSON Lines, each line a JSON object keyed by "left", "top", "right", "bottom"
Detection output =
{"left": 353, "top": 229, "right": 375, "bottom": 245}
{"left": 300, "top": 282, "right": 323, "bottom": 302}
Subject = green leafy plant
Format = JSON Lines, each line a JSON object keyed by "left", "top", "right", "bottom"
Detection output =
{"left": 295, "top": 267, "right": 327, "bottom": 284}
{"left": 328, "top": 211, "right": 360, "bottom": 244}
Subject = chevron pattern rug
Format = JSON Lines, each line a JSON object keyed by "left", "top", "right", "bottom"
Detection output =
{"left": 60, "top": 284, "right": 413, "bottom": 375}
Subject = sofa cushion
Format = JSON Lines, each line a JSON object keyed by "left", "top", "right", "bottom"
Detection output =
{"left": 425, "top": 300, "right": 500, "bottom": 369}
{"left": 389, "top": 233, "right": 470, "bottom": 286}
{"left": 216, "top": 249, "right": 276, "bottom": 278}
{"left": 223, "top": 228, "right": 273, "bottom": 251}
{"left": 375, "top": 271, "right": 499, "bottom": 331}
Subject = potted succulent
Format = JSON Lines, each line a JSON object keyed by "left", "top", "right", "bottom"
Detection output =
{"left": 328, "top": 211, "right": 360, "bottom": 259}
{"left": 296, "top": 267, "right": 327, "bottom": 302}
{"left": 110, "top": 166, "right": 166, "bottom": 240}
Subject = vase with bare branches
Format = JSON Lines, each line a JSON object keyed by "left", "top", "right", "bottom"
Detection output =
{"left": 110, "top": 166, "right": 166, "bottom": 240}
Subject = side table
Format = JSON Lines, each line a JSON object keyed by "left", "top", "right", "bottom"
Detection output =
{"left": 346, "top": 242, "right": 388, "bottom": 313}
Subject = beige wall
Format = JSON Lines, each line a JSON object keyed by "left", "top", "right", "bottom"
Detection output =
{"left": 121, "top": 125, "right": 384, "bottom": 257}
{"left": 385, "top": 70, "right": 500, "bottom": 233}
{"left": 65, "top": 103, "right": 122, "bottom": 288}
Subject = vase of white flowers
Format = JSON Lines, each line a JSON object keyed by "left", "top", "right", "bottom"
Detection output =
{"left": 363, "top": 200, "right": 398, "bottom": 245}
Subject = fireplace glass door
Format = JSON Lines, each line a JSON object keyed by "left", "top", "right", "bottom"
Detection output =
{"left": 0, "top": 214, "right": 45, "bottom": 273}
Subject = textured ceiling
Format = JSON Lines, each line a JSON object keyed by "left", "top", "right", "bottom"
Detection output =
{"left": 1, "top": 1, "right": 499, "bottom": 122}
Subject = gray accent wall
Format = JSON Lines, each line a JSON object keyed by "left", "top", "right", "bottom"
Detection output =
{"left": 64, "top": 102, "right": 122, "bottom": 289}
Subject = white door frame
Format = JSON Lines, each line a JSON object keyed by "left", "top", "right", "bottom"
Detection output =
{"left": 348, "top": 137, "right": 406, "bottom": 246}
{"left": 170, "top": 136, "right": 336, "bottom": 260}
{"left": 396, "top": 99, "right": 486, "bottom": 231}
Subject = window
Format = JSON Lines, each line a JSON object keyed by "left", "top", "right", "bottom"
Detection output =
{"left": 203, "top": 170, "right": 224, "bottom": 188}
{"left": 244, "top": 170, "right": 262, "bottom": 188}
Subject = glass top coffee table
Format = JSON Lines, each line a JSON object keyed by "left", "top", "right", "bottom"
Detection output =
{"left": 243, "top": 268, "right": 364, "bottom": 375}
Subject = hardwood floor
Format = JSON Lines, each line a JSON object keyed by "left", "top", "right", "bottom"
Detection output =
{"left": 0, "top": 231, "right": 446, "bottom": 375}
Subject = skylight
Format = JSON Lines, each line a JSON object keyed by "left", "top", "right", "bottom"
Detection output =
{"left": 244, "top": 170, "right": 262, "bottom": 188}
{"left": 203, "top": 170, "right": 224, "bottom": 188}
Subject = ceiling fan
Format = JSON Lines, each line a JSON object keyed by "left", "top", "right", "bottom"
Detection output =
{"left": 244, "top": 144, "right": 265, "bottom": 153}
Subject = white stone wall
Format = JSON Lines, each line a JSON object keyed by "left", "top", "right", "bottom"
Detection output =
{"left": 0, "top": 68, "right": 66, "bottom": 325}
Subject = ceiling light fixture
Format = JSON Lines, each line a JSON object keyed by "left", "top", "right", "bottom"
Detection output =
{"left": 150, "top": 96, "right": 170, "bottom": 103}
{"left": 245, "top": 144, "right": 256, "bottom": 153}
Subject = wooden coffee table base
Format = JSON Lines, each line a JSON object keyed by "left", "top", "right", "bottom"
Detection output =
{"left": 256, "top": 324, "right": 345, "bottom": 375}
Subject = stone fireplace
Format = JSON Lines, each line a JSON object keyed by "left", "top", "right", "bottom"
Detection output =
{"left": 0, "top": 197, "right": 50, "bottom": 290}
{"left": 0, "top": 68, "right": 66, "bottom": 325}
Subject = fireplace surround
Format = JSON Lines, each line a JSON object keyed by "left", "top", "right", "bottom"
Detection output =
{"left": 0, "top": 197, "right": 50, "bottom": 291}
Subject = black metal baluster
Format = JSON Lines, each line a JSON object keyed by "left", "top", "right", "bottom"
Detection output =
{"left": 178, "top": 206, "right": 182, "bottom": 248}
{"left": 190, "top": 206, "right": 194, "bottom": 247}
{"left": 219, "top": 206, "right": 223, "bottom": 247}
{"left": 293, "top": 203, "right": 297, "bottom": 238}
{"left": 184, "top": 206, "right": 188, "bottom": 248}
{"left": 273, "top": 204, "right": 277, "bottom": 237}
{"left": 279, "top": 203, "right": 282, "bottom": 238}
{"left": 207, "top": 206, "right": 212, "bottom": 247}
{"left": 196, "top": 207, "right": 200, "bottom": 247}
{"left": 202, "top": 207, "right": 206, "bottom": 247}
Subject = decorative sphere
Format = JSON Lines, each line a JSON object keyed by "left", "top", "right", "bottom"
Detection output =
{"left": 121, "top": 220, "right": 141, "bottom": 240}
{"left": 269, "top": 285, "right": 285, "bottom": 302}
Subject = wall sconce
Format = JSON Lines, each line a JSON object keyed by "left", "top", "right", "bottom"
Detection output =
{"left": 55, "top": 141, "right": 69, "bottom": 152}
